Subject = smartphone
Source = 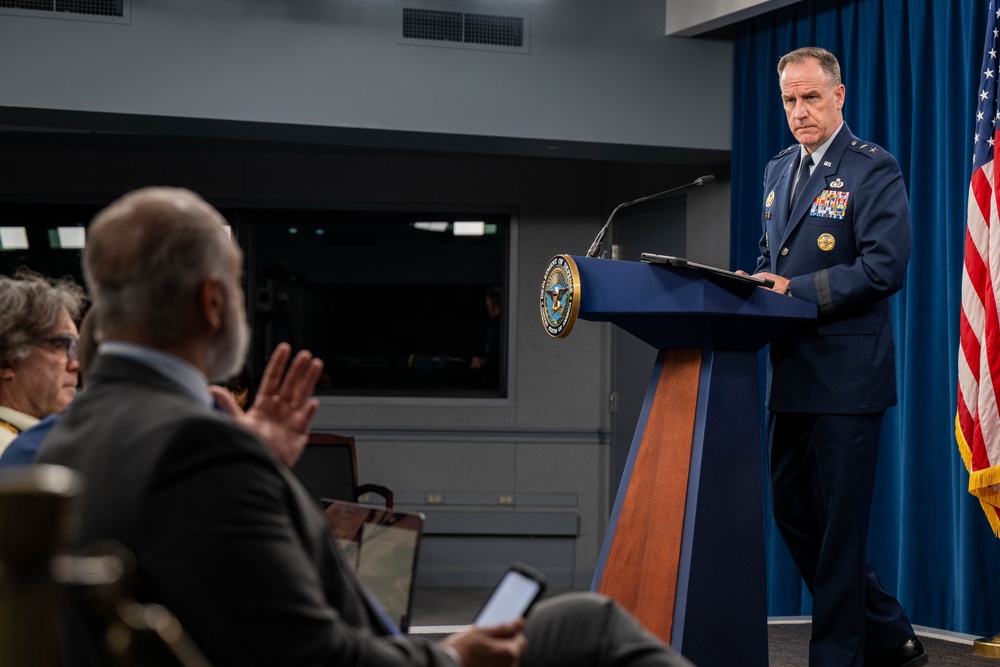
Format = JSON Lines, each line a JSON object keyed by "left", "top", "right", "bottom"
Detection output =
{"left": 473, "top": 562, "right": 547, "bottom": 626}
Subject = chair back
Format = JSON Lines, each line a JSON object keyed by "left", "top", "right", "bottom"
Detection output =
{"left": 0, "top": 466, "right": 213, "bottom": 667}
{"left": 293, "top": 434, "right": 393, "bottom": 508}
{"left": 0, "top": 464, "right": 82, "bottom": 667}
{"left": 293, "top": 434, "right": 361, "bottom": 504}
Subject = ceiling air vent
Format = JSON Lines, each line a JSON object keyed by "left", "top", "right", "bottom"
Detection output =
{"left": 399, "top": 3, "right": 528, "bottom": 53}
{"left": 0, "top": 0, "right": 129, "bottom": 22}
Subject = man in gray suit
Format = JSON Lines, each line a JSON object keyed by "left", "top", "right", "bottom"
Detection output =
{"left": 38, "top": 186, "right": 694, "bottom": 667}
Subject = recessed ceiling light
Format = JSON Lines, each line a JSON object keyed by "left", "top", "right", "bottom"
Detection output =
{"left": 453, "top": 221, "right": 485, "bottom": 236}
{"left": 413, "top": 221, "right": 450, "bottom": 232}
{"left": 55, "top": 226, "right": 86, "bottom": 249}
{"left": 0, "top": 227, "right": 28, "bottom": 250}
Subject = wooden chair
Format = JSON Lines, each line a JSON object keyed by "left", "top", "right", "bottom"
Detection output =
{"left": 0, "top": 465, "right": 211, "bottom": 667}
{"left": 0, "top": 465, "right": 81, "bottom": 667}
{"left": 292, "top": 434, "right": 393, "bottom": 508}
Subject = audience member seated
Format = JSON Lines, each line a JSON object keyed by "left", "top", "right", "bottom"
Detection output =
{"left": 38, "top": 187, "right": 697, "bottom": 667}
{"left": 0, "top": 269, "right": 86, "bottom": 458}
{"left": 0, "top": 310, "right": 99, "bottom": 468}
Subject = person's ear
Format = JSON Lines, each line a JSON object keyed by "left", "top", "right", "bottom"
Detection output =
{"left": 0, "top": 361, "right": 15, "bottom": 381}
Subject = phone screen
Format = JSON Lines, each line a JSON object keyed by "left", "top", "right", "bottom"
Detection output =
{"left": 474, "top": 569, "right": 543, "bottom": 626}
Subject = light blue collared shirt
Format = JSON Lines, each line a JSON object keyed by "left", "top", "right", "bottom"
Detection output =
{"left": 799, "top": 121, "right": 844, "bottom": 178}
{"left": 98, "top": 341, "right": 213, "bottom": 408}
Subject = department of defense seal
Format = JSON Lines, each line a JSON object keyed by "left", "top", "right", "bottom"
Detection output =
{"left": 817, "top": 233, "right": 836, "bottom": 251}
{"left": 540, "top": 254, "right": 581, "bottom": 338}
{"left": 766, "top": 190, "right": 775, "bottom": 207}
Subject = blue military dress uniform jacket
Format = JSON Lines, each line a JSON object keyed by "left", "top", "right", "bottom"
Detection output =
{"left": 755, "top": 123, "right": 911, "bottom": 414}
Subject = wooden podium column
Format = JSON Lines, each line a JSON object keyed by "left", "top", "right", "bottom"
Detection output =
{"left": 596, "top": 348, "right": 701, "bottom": 640}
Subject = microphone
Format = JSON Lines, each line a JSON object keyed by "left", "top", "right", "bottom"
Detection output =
{"left": 585, "top": 175, "right": 716, "bottom": 259}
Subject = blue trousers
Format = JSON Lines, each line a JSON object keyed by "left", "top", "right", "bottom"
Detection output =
{"left": 767, "top": 412, "right": 915, "bottom": 667}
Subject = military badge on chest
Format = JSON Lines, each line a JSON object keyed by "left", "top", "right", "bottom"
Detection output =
{"left": 809, "top": 186, "right": 850, "bottom": 220}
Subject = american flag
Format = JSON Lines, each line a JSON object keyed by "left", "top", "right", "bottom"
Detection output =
{"left": 957, "top": 0, "right": 1000, "bottom": 537}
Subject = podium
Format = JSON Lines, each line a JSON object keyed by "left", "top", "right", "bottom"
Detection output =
{"left": 540, "top": 255, "right": 816, "bottom": 667}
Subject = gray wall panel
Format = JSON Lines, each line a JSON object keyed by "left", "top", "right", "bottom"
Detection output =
{"left": 0, "top": 1, "right": 732, "bottom": 154}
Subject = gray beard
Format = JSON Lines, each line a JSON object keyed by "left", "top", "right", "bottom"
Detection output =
{"left": 206, "top": 296, "right": 250, "bottom": 384}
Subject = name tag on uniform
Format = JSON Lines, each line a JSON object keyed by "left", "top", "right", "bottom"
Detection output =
{"left": 810, "top": 190, "right": 851, "bottom": 220}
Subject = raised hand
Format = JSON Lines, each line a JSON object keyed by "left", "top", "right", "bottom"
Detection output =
{"left": 210, "top": 342, "right": 324, "bottom": 466}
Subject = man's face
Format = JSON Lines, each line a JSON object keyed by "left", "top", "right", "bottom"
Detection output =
{"left": 780, "top": 57, "right": 845, "bottom": 153}
{"left": 0, "top": 308, "right": 80, "bottom": 418}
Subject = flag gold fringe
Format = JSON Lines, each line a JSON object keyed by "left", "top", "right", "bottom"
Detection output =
{"left": 955, "top": 414, "right": 1000, "bottom": 538}
{"left": 957, "top": 413, "right": 974, "bottom": 470}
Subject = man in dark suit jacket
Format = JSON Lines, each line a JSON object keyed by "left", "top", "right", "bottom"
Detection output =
{"left": 749, "top": 48, "right": 923, "bottom": 667}
{"left": 38, "top": 187, "right": 693, "bottom": 667}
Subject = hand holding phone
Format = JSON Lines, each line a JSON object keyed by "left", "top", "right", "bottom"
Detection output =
{"left": 473, "top": 563, "right": 547, "bottom": 626}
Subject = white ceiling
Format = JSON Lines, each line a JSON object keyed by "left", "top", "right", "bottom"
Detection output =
{"left": 664, "top": 0, "right": 804, "bottom": 36}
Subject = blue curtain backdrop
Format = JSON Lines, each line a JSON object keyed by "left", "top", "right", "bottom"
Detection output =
{"left": 729, "top": 0, "right": 1000, "bottom": 635}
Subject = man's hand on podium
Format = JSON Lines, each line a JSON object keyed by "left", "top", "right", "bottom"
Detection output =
{"left": 735, "top": 270, "right": 792, "bottom": 295}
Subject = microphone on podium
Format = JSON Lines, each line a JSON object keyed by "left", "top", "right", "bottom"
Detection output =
{"left": 585, "top": 174, "right": 716, "bottom": 259}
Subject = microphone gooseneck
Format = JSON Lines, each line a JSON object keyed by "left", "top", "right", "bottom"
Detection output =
{"left": 585, "top": 175, "right": 715, "bottom": 259}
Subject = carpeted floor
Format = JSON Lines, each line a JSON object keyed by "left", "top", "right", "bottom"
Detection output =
{"left": 766, "top": 621, "right": 998, "bottom": 667}
{"left": 409, "top": 587, "right": 999, "bottom": 666}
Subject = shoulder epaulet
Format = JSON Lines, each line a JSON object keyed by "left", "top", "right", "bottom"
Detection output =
{"left": 846, "top": 138, "right": 887, "bottom": 159}
{"left": 769, "top": 144, "right": 798, "bottom": 162}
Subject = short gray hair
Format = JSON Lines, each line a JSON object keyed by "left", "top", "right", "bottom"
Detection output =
{"left": 0, "top": 268, "right": 86, "bottom": 365}
{"left": 83, "top": 187, "right": 236, "bottom": 347}
{"left": 777, "top": 47, "right": 842, "bottom": 88}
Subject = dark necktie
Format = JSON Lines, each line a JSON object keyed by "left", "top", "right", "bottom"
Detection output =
{"left": 790, "top": 153, "right": 813, "bottom": 208}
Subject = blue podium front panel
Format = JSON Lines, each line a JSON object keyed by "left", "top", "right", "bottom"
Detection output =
{"left": 592, "top": 349, "right": 768, "bottom": 667}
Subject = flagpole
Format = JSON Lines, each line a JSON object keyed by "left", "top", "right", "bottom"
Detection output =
{"left": 960, "top": 1, "right": 1000, "bottom": 657}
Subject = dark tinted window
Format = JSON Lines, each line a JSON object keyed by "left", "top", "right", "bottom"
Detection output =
{"left": 238, "top": 208, "right": 508, "bottom": 398}
{"left": 0, "top": 204, "right": 509, "bottom": 399}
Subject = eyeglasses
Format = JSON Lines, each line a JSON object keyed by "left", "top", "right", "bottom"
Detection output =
{"left": 36, "top": 336, "right": 80, "bottom": 363}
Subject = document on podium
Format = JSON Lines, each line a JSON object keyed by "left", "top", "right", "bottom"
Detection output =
{"left": 640, "top": 253, "right": 775, "bottom": 289}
